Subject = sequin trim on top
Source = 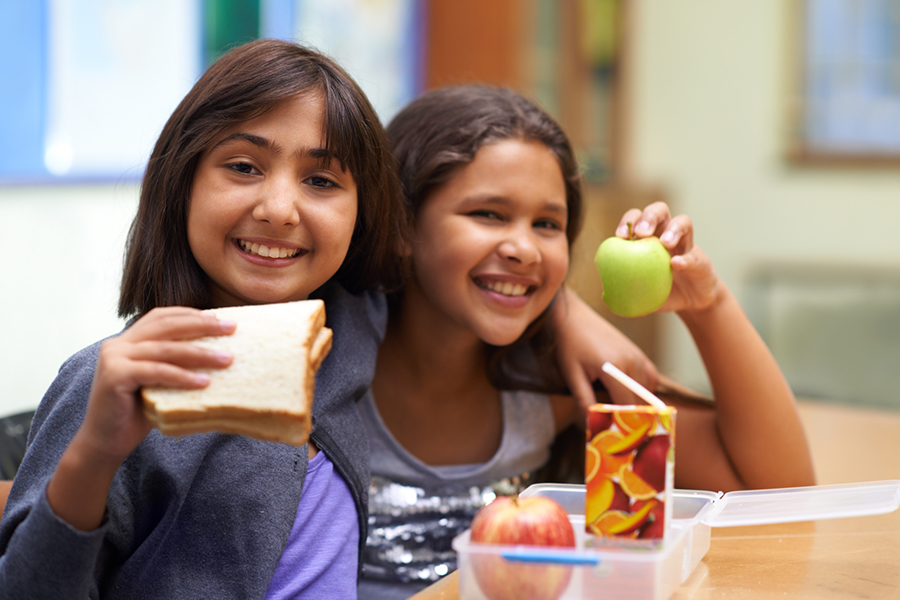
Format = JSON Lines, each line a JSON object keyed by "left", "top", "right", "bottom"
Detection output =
{"left": 363, "top": 473, "right": 532, "bottom": 583}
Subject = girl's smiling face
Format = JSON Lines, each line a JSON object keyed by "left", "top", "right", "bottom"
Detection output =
{"left": 408, "top": 138, "right": 569, "bottom": 347}
{"left": 188, "top": 93, "right": 358, "bottom": 307}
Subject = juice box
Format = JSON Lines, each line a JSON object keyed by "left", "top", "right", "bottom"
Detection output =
{"left": 585, "top": 403, "right": 675, "bottom": 546}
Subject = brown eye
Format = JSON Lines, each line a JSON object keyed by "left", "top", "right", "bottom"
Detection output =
{"left": 227, "top": 162, "right": 256, "bottom": 175}
{"left": 469, "top": 210, "right": 502, "bottom": 221}
{"left": 307, "top": 176, "right": 337, "bottom": 189}
{"left": 535, "top": 219, "right": 564, "bottom": 231}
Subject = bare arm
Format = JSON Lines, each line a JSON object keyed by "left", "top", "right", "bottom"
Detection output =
{"left": 674, "top": 287, "right": 815, "bottom": 490}
{"left": 621, "top": 203, "right": 815, "bottom": 491}
{"left": 551, "top": 286, "right": 659, "bottom": 410}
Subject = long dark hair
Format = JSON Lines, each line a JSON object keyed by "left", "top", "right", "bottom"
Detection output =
{"left": 119, "top": 39, "right": 408, "bottom": 318}
{"left": 388, "top": 85, "right": 587, "bottom": 484}
{"left": 387, "top": 84, "right": 583, "bottom": 392}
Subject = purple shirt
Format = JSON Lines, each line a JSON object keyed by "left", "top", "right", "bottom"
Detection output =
{"left": 265, "top": 450, "right": 359, "bottom": 599}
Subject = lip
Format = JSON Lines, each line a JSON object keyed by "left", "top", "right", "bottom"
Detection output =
{"left": 472, "top": 273, "right": 540, "bottom": 308}
{"left": 232, "top": 237, "right": 308, "bottom": 266}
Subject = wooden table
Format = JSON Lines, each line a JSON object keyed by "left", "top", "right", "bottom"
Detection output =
{"left": 412, "top": 400, "right": 900, "bottom": 599}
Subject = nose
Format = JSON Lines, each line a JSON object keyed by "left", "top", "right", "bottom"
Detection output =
{"left": 251, "top": 177, "right": 301, "bottom": 227}
{"left": 498, "top": 224, "right": 540, "bottom": 265}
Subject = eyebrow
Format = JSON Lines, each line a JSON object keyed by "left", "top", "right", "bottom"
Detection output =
{"left": 213, "top": 132, "right": 339, "bottom": 163}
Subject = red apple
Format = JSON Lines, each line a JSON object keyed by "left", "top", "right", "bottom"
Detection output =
{"left": 469, "top": 495, "right": 576, "bottom": 600}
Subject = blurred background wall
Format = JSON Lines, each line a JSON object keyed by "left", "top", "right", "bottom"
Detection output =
{"left": 2, "top": 0, "right": 900, "bottom": 418}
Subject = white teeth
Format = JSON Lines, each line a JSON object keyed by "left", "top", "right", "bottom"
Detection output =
{"left": 483, "top": 280, "right": 528, "bottom": 297}
{"left": 238, "top": 240, "right": 300, "bottom": 259}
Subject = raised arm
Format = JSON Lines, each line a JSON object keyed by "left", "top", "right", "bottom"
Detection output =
{"left": 0, "top": 308, "right": 236, "bottom": 597}
{"left": 48, "top": 308, "right": 235, "bottom": 530}
{"left": 622, "top": 202, "right": 815, "bottom": 491}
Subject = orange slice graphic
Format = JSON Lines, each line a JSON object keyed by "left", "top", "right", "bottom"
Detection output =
{"left": 620, "top": 468, "right": 658, "bottom": 501}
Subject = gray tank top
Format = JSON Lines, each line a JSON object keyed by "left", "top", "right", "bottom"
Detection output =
{"left": 359, "top": 389, "right": 556, "bottom": 587}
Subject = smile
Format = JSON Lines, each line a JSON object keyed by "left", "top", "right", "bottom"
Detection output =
{"left": 237, "top": 239, "right": 303, "bottom": 259}
{"left": 475, "top": 278, "right": 531, "bottom": 297}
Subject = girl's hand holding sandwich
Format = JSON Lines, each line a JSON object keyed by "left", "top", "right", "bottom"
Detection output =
{"left": 48, "top": 308, "right": 235, "bottom": 531}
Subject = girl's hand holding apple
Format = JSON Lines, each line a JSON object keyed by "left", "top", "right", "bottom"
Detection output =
{"left": 613, "top": 202, "right": 726, "bottom": 316}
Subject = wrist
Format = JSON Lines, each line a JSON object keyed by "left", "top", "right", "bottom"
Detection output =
{"left": 549, "top": 287, "right": 576, "bottom": 330}
{"left": 47, "top": 432, "right": 122, "bottom": 531}
{"left": 66, "top": 430, "right": 126, "bottom": 481}
{"left": 677, "top": 280, "right": 732, "bottom": 326}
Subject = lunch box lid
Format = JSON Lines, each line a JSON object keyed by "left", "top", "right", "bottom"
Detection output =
{"left": 700, "top": 479, "right": 900, "bottom": 527}
{"left": 520, "top": 480, "right": 900, "bottom": 528}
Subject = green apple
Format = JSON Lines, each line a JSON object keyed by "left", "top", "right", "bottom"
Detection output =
{"left": 594, "top": 227, "right": 672, "bottom": 317}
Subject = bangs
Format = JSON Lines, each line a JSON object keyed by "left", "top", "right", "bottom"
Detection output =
{"left": 317, "top": 75, "right": 373, "bottom": 182}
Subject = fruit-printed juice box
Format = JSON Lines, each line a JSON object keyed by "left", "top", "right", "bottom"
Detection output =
{"left": 585, "top": 403, "right": 675, "bottom": 547}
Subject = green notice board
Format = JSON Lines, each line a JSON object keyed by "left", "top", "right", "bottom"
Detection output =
{"left": 204, "top": 0, "right": 261, "bottom": 67}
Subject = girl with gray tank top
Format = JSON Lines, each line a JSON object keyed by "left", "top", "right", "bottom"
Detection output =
{"left": 359, "top": 84, "right": 816, "bottom": 599}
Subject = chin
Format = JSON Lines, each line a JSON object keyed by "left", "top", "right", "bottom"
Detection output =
{"left": 480, "top": 325, "right": 531, "bottom": 348}
{"left": 481, "top": 308, "right": 551, "bottom": 347}
{"left": 231, "top": 288, "right": 314, "bottom": 307}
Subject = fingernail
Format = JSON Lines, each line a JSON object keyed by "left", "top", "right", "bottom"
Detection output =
{"left": 215, "top": 351, "right": 233, "bottom": 362}
{"left": 635, "top": 222, "right": 652, "bottom": 235}
{"left": 660, "top": 231, "right": 675, "bottom": 244}
{"left": 616, "top": 224, "right": 629, "bottom": 237}
{"left": 194, "top": 373, "right": 210, "bottom": 385}
{"left": 218, "top": 319, "right": 236, "bottom": 330}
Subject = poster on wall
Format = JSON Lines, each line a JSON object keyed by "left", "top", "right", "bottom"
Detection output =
{"left": 0, "top": 0, "right": 422, "bottom": 183}
{"left": 291, "top": 0, "right": 423, "bottom": 123}
{"left": 0, "top": 0, "right": 201, "bottom": 183}
{"left": 43, "top": 0, "right": 201, "bottom": 180}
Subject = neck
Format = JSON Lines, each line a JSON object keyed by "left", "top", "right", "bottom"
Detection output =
{"left": 371, "top": 282, "right": 504, "bottom": 465}
{"left": 376, "top": 285, "right": 490, "bottom": 402}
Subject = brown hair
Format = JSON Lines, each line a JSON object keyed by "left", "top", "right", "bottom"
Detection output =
{"left": 119, "top": 39, "right": 408, "bottom": 318}
{"left": 388, "top": 85, "right": 586, "bottom": 484}
{"left": 388, "top": 84, "right": 583, "bottom": 244}
{"left": 387, "top": 84, "right": 584, "bottom": 390}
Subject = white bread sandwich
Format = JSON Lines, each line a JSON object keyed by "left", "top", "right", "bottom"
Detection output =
{"left": 141, "top": 299, "right": 332, "bottom": 446}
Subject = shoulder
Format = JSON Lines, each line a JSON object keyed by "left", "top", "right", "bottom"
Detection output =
{"left": 25, "top": 331, "right": 124, "bottom": 451}
{"left": 42, "top": 337, "right": 116, "bottom": 408}
{"left": 45, "top": 331, "right": 123, "bottom": 396}
{"left": 55, "top": 338, "right": 106, "bottom": 376}
{"left": 310, "top": 282, "right": 388, "bottom": 340}
{"left": 1, "top": 335, "right": 121, "bottom": 534}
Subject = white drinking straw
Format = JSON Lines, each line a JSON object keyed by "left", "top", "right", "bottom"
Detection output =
{"left": 601, "top": 362, "right": 668, "bottom": 410}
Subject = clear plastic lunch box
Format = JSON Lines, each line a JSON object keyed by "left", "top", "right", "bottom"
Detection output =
{"left": 451, "top": 480, "right": 900, "bottom": 600}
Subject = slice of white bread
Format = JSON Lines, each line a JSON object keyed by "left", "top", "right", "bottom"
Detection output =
{"left": 141, "top": 299, "right": 332, "bottom": 446}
